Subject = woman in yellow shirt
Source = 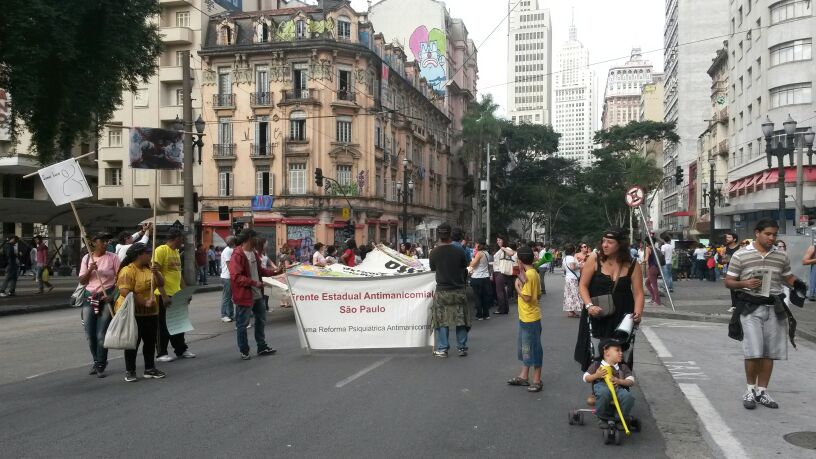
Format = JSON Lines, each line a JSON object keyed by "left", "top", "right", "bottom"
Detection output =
{"left": 115, "top": 243, "right": 165, "bottom": 383}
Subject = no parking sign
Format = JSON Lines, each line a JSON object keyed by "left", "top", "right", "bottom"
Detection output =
{"left": 625, "top": 186, "right": 645, "bottom": 208}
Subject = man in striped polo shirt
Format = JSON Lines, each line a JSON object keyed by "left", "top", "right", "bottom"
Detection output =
{"left": 725, "top": 219, "right": 806, "bottom": 410}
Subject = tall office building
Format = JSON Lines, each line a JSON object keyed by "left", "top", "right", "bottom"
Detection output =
{"left": 601, "top": 48, "right": 654, "bottom": 130}
{"left": 553, "top": 14, "right": 596, "bottom": 166}
{"left": 507, "top": 0, "right": 552, "bottom": 125}
{"left": 660, "top": 0, "right": 728, "bottom": 231}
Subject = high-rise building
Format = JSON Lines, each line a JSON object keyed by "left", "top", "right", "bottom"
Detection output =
{"left": 507, "top": 0, "right": 552, "bottom": 125}
{"left": 717, "top": 0, "right": 816, "bottom": 235}
{"left": 601, "top": 48, "right": 654, "bottom": 130}
{"left": 660, "top": 0, "right": 729, "bottom": 232}
{"left": 553, "top": 13, "right": 596, "bottom": 167}
{"left": 640, "top": 73, "right": 665, "bottom": 229}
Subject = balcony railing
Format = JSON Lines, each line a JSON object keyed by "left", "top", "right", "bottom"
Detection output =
{"left": 213, "top": 143, "right": 236, "bottom": 158}
{"left": 213, "top": 93, "right": 235, "bottom": 108}
{"left": 251, "top": 143, "right": 273, "bottom": 157}
{"left": 250, "top": 91, "right": 273, "bottom": 107}
{"left": 336, "top": 90, "right": 356, "bottom": 102}
{"left": 718, "top": 140, "right": 729, "bottom": 155}
{"left": 281, "top": 88, "right": 317, "bottom": 103}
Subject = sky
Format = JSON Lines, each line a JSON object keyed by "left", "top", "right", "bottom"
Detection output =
{"left": 350, "top": 0, "right": 666, "bottom": 124}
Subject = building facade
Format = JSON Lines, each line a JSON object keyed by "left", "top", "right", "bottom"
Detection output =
{"left": 553, "top": 16, "right": 596, "bottom": 167}
{"left": 507, "top": 0, "right": 552, "bottom": 125}
{"left": 197, "top": 1, "right": 453, "bottom": 261}
{"left": 601, "top": 48, "right": 654, "bottom": 130}
{"left": 660, "top": 0, "right": 729, "bottom": 232}
{"left": 719, "top": 0, "right": 816, "bottom": 236}
{"left": 639, "top": 73, "right": 666, "bottom": 228}
{"left": 368, "top": 0, "right": 477, "bottom": 237}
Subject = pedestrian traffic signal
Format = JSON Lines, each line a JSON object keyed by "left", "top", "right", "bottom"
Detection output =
{"left": 674, "top": 166, "right": 684, "bottom": 185}
{"left": 314, "top": 167, "right": 323, "bottom": 187}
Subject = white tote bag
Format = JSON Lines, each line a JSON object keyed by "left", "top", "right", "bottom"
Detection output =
{"left": 104, "top": 292, "right": 138, "bottom": 350}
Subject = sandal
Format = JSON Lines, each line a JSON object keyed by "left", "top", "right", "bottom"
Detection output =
{"left": 527, "top": 382, "right": 543, "bottom": 392}
{"left": 507, "top": 377, "right": 530, "bottom": 386}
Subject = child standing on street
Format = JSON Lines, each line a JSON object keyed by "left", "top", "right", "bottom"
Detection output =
{"left": 507, "top": 245, "right": 543, "bottom": 392}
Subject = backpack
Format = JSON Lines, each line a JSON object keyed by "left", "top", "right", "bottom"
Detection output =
{"left": 653, "top": 245, "right": 666, "bottom": 266}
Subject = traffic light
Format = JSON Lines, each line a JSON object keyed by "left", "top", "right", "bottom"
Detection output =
{"left": 674, "top": 166, "right": 684, "bottom": 185}
{"left": 314, "top": 167, "right": 323, "bottom": 187}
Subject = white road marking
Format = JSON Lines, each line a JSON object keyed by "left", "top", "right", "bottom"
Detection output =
{"left": 678, "top": 383, "right": 749, "bottom": 459}
{"left": 640, "top": 326, "right": 673, "bottom": 358}
{"left": 335, "top": 357, "right": 392, "bottom": 388}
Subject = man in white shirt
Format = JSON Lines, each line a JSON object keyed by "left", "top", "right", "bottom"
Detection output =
{"left": 220, "top": 236, "right": 236, "bottom": 322}
{"left": 115, "top": 224, "right": 151, "bottom": 262}
{"left": 693, "top": 244, "right": 707, "bottom": 280}
{"left": 660, "top": 236, "right": 674, "bottom": 292}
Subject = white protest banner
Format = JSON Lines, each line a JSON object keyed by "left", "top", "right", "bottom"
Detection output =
{"left": 287, "top": 272, "right": 436, "bottom": 350}
{"left": 37, "top": 158, "right": 93, "bottom": 206}
{"left": 165, "top": 287, "right": 195, "bottom": 335}
{"left": 356, "top": 247, "right": 426, "bottom": 274}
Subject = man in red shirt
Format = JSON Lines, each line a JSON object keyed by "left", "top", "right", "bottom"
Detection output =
{"left": 195, "top": 243, "right": 208, "bottom": 285}
{"left": 229, "top": 229, "right": 279, "bottom": 360}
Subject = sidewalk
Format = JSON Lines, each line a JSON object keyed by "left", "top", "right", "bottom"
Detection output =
{"left": 646, "top": 276, "right": 816, "bottom": 344}
{"left": 0, "top": 274, "right": 223, "bottom": 316}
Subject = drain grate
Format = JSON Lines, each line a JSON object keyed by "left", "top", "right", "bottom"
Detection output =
{"left": 784, "top": 432, "right": 816, "bottom": 449}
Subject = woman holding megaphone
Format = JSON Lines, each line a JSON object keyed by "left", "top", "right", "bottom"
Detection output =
{"left": 574, "top": 228, "right": 645, "bottom": 372}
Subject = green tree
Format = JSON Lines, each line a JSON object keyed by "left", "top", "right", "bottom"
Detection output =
{"left": 583, "top": 120, "right": 679, "bottom": 230}
{"left": 0, "top": 0, "right": 163, "bottom": 163}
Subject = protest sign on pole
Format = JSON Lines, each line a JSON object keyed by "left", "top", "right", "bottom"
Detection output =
{"left": 165, "top": 287, "right": 196, "bottom": 335}
{"left": 37, "top": 157, "right": 93, "bottom": 206}
{"left": 287, "top": 272, "right": 436, "bottom": 351}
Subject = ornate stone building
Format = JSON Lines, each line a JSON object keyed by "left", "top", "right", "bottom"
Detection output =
{"left": 197, "top": 1, "right": 453, "bottom": 260}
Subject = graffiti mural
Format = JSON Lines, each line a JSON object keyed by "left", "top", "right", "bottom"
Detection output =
{"left": 409, "top": 26, "right": 447, "bottom": 94}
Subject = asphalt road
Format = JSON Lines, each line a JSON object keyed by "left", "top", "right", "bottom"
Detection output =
{"left": 0, "top": 274, "right": 704, "bottom": 458}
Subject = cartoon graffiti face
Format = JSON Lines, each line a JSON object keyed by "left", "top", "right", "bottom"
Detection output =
{"left": 409, "top": 26, "right": 447, "bottom": 94}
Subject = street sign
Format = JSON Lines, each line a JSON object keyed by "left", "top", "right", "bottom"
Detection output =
{"left": 625, "top": 186, "right": 645, "bottom": 208}
{"left": 342, "top": 207, "right": 350, "bottom": 220}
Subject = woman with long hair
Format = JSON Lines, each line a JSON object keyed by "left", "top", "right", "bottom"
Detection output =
{"left": 575, "top": 228, "right": 645, "bottom": 371}
{"left": 78, "top": 233, "right": 120, "bottom": 378}
{"left": 115, "top": 243, "right": 165, "bottom": 382}
{"left": 562, "top": 244, "right": 582, "bottom": 317}
{"left": 467, "top": 241, "right": 494, "bottom": 320}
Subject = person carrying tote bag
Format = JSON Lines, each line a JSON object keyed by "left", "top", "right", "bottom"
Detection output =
{"left": 110, "top": 243, "right": 166, "bottom": 383}
{"left": 493, "top": 236, "right": 516, "bottom": 315}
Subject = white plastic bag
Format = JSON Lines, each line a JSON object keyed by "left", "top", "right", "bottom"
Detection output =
{"left": 104, "top": 292, "right": 138, "bottom": 350}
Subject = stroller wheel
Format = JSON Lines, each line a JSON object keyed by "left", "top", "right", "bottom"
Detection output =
{"left": 614, "top": 428, "right": 623, "bottom": 445}
{"left": 602, "top": 429, "right": 612, "bottom": 445}
{"left": 630, "top": 417, "right": 641, "bottom": 432}
{"left": 578, "top": 412, "right": 585, "bottom": 425}
{"left": 568, "top": 410, "right": 575, "bottom": 425}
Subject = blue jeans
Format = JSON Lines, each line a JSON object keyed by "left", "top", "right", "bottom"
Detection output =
{"left": 197, "top": 266, "right": 207, "bottom": 285}
{"left": 809, "top": 266, "right": 816, "bottom": 298}
{"left": 82, "top": 302, "right": 111, "bottom": 367}
{"left": 0, "top": 266, "right": 18, "bottom": 294}
{"left": 236, "top": 298, "right": 268, "bottom": 354}
{"left": 518, "top": 320, "right": 543, "bottom": 367}
{"left": 220, "top": 278, "right": 234, "bottom": 319}
{"left": 593, "top": 381, "right": 635, "bottom": 420}
{"left": 661, "top": 264, "right": 673, "bottom": 291}
{"left": 435, "top": 325, "right": 468, "bottom": 352}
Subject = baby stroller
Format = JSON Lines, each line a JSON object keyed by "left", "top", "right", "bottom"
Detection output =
{"left": 568, "top": 313, "right": 641, "bottom": 445}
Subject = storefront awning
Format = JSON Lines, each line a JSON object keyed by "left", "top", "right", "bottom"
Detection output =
{"left": 1, "top": 198, "right": 161, "bottom": 228}
{"left": 754, "top": 171, "right": 772, "bottom": 186}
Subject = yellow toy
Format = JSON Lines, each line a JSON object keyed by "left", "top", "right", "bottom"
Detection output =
{"left": 602, "top": 363, "right": 630, "bottom": 435}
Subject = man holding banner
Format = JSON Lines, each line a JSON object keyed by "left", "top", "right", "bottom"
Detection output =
{"left": 429, "top": 223, "right": 471, "bottom": 358}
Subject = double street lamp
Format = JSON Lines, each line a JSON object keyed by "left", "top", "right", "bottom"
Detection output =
{"left": 702, "top": 157, "right": 724, "bottom": 241}
{"left": 396, "top": 157, "right": 414, "bottom": 245}
{"left": 761, "top": 114, "right": 815, "bottom": 233}
{"left": 173, "top": 114, "right": 206, "bottom": 165}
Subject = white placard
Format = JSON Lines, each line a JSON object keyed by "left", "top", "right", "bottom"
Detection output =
{"left": 287, "top": 272, "right": 436, "bottom": 350}
{"left": 37, "top": 158, "right": 93, "bottom": 206}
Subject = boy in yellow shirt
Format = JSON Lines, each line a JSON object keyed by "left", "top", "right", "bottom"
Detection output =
{"left": 507, "top": 245, "right": 543, "bottom": 392}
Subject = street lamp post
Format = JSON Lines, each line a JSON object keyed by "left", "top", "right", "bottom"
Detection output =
{"left": 762, "top": 114, "right": 799, "bottom": 234}
{"left": 704, "top": 156, "right": 724, "bottom": 241}
{"left": 396, "top": 157, "right": 414, "bottom": 245}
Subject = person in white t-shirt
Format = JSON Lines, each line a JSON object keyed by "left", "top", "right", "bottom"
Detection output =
{"left": 312, "top": 243, "right": 327, "bottom": 267}
{"left": 115, "top": 224, "right": 151, "bottom": 262}
{"left": 219, "top": 236, "right": 236, "bottom": 322}
{"left": 660, "top": 236, "right": 674, "bottom": 292}
{"left": 692, "top": 244, "right": 707, "bottom": 280}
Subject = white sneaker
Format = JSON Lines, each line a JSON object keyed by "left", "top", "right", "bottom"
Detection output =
{"left": 180, "top": 350, "right": 196, "bottom": 359}
{"left": 221, "top": 316, "right": 232, "bottom": 323}
{"left": 156, "top": 355, "right": 176, "bottom": 362}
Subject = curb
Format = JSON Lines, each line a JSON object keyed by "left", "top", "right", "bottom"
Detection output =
{"left": 0, "top": 285, "right": 223, "bottom": 318}
{"left": 645, "top": 308, "right": 816, "bottom": 346}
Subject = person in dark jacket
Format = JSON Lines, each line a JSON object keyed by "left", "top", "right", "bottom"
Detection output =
{"left": 0, "top": 235, "right": 20, "bottom": 297}
{"left": 229, "top": 229, "right": 280, "bottom": 360}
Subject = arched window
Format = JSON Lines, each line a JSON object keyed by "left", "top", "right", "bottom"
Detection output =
{"left": 295, "top": 20, "right": 306, "bottom": 39}
{"left": 290, "top": 110, "right": 306, "bottom": 141}
{"left": 337, "top": 15, "right": 351, "bottom": 41}
{"left": 255, "top": 16, "right": 271, "bottom": 43}
{"left": 218, "top": 20, "right": 235, "bottom": 45}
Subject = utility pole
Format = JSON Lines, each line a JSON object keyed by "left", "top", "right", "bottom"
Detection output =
{"left": 182, "top": 50, "right": 196, "bottom": 286}
{"left": 486, "top": 142, "right": 491, "bottom": 244}
{"left": 796, "top": 134, "right": 804, "bottom": 228}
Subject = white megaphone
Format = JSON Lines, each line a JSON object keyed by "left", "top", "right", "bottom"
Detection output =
{"left": 612, "top": 313, "right": 635, "bottom": 345}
